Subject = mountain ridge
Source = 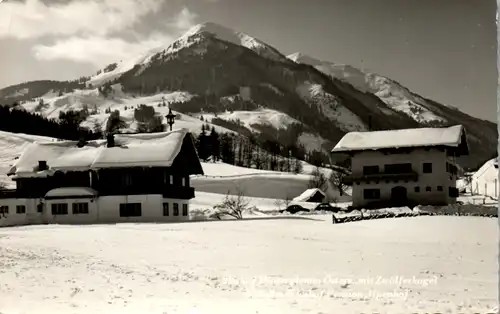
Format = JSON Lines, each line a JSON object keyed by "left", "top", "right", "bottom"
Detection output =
{"left": 0, "top": 22, "right": 496, "bottom": 170}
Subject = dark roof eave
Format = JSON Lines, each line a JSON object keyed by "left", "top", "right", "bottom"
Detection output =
{"left": 331, "top": 144, "right": 463, "bottom": 154}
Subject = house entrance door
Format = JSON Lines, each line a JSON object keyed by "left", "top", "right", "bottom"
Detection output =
{"left": 391, "top": 186, "right": 408, "bottom": 205}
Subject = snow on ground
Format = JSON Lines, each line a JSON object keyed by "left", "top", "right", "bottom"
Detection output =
{"left": 471, "top": 158, "right": 498, "bottom": 199}
{"left": 192, "top": 162, "right": 350, "bottom": 202}
{"left": 0, "top": 215, "right": 496, "bottom": 314}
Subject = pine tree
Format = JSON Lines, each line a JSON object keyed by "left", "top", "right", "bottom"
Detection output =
{"left": 209, "top": 127, "right": 220, "bottom": 162}
{"left": 196, "top": 125, "right": 210, "bottom": 161}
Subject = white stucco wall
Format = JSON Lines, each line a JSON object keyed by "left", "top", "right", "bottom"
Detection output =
{"left": 0, "top": 198, "right": 30, "bottom": 227}
{"left": 350, "top": 148, "right": 458, "bottom": 207}
{"left": 0, "top": 194, "right": 191, "bottom": 227}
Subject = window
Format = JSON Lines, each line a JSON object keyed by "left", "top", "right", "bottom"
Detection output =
{"left": 182, "top": 204, "right": 188, "bottom": 216}
{"left": 51, "top": 203, "right": 68, "bottom": 215}
{"left": 422, "top": 163, "right": 432, "bottom": 173}
{"left": 122, "top": 174, "right": 133, "bottom": 186}
{"left": 163, "top": 203, "right": 169, "bottom": 216}
{"left": 16, "top": 205, "right": 26, "bottom": 214}
{"left": 363, "top": 189, "right": 380, "bottom": 200}
{"left": 425, "top": 186, "right": 432, "bottom": 192}
{"left": 119, "top": 203, "right": 142, "bottom": 217}
{"left": 72, "top": 203, "right": 89, "bottom": 214}
{"left": 0, "top": 206, "right": 8, "bottom": 214}
{"left": 437, "top": 186, "right": 443, "bottom": 191}
{"left": 384, "top": 163, "right": 412, "bottom": 174}
{"left": 414, "top": 187, "right": 420, "bottom": 193}
{"left": 363, "top": 165, "right": 379, "bottom": 175}
{"left": 449, "top": 187, "right": 459, "bottom": 198}
{"left": 169, "top": 175, "right": 174, "bottom": 185}
{"left": 173, "top": 203, "right": 179, "bottom": 216}
{"left": 37, "top": 203, "right": 43, "bottom": 213}
{"left": 181, "top": 177, "right": 186, "bottom": 186}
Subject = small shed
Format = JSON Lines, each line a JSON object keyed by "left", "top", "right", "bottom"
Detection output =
{"left": 293, "top": 188, "right": 327, "bottom": 203}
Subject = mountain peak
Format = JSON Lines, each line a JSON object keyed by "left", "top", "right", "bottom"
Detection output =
{"left": 185, "top": 22, "right": 238, "bottom": 37}
{"left": 177, "top": 21, "right": 286, "bottom": 62}
{"left": 287, "top": 52, "right": 323, "bottom": 66}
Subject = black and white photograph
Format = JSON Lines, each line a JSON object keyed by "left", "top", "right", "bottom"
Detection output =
{"left": 0, "top": 0, "right": 497, "bottom": 313}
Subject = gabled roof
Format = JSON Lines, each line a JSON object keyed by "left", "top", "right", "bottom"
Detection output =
{"left": 293, "top": 188, "right": 326, "bottom": 202}
{"left": 8, "top": 128, "right": 202, "bottom": 179}
{"left": 332, "top": 125, "right": 468, "bottom": 154}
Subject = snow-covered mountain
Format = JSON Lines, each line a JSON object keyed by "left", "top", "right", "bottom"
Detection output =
{"left": 287, "top": 52, "right": 447, "bottom": 124}
{"left": 0, "top": 22, "right": 497, "bottom": 170}
{"left": 88, "top": 22, "right": 288, "bottom": 87}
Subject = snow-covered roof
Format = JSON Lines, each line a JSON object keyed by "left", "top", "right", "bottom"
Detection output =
{"left": 45, "top": 187, "right": 97, "bottom": 199}
{"left": 9, "top": 128, "right": 192, "bottom": 178}
{"left": 332, "top": 125, "right": 467, "bottom": 153}
{"left": 293, "top": 188, "right": 326, "bottom": 202}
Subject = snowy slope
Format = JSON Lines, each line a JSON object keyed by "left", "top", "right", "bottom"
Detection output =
{"left": 16, "top": 87, "right": 237, "bottom": 136}
{"left": 0, "top": 216, "right": 496, "bottom": 313}
{"left": 288, "top": 53, "right": 447, "bottom": 124}
{"left": 88, "top": 47, "right": 164, "bottom": 87}
{"left": 198, "top": 109, "right": 331, "bottom": 152}
{"left": 295, "top": 81, "right": 367, "bottom": 132}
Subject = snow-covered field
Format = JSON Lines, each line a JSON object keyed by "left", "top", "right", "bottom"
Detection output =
{"left": 191, "top": 163, "right": 347, "bottom": 201}
{"left": 0, "top": 215, "right": 496, "bottom": 314}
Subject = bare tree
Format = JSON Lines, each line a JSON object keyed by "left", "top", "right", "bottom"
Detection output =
{"left": 463, "top": 174, "right": 473, "bottom": 195}
{"left": 308, "top": 166, "right": 327, "bottom": 190}
{"left": 329, "top": 170, "right": 348, "bottom": 196}
{"left": 212, "top": 186, "right": 250, "bottom": 220}
{"left": 274, "top": 194, "right": 292, "bottom": 211}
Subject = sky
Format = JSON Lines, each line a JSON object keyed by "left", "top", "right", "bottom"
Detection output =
{"left": 0, "top": 0, "right": 496, "bottom": 121}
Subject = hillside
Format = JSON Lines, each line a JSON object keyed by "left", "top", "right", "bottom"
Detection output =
{"left": 0, "top": 22, "right": 496, "bottom": 169}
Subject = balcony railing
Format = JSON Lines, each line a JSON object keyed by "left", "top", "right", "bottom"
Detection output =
{"left": 162, "top": 187, "right": 195, "bottom": 199}
{"left": 0, "top": 189, "right": 18, "bottom": 199}
{"left": 342, "top": 172, "right": 419, "bottom": 185}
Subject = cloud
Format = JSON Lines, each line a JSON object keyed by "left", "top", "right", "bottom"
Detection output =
{"left": 31, "top": 7, "right": 200, "bottom": 67}
{"left": 0, "top": 0, "right": 163, "bottom": 39}
{"left": 171, "top": 7, "right": 199, "bottom": 31}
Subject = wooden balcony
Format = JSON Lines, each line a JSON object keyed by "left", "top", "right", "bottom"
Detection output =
{"left": 0, "top": 189, "right": 18, "bottom": 199}
{"left": 342, "top": 172, "right": 419, "bottom": 185}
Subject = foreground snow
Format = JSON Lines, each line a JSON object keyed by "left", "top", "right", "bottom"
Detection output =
{"left": 0, "top": 215, "right": 496, "bottom": 313}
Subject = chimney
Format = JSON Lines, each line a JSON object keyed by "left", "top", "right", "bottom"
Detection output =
{"left": 38, "top": 160, "right": 48, "bottom": 171}
{"left": 106, "top": 133, "right": 115, "bottom": 148}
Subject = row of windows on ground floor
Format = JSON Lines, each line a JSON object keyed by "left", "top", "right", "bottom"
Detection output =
{"left": 363, "top": 186, "right": 459, "bottom": 199}
{"left": 0, "top": 202, "right": 189, "bottom": 217}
